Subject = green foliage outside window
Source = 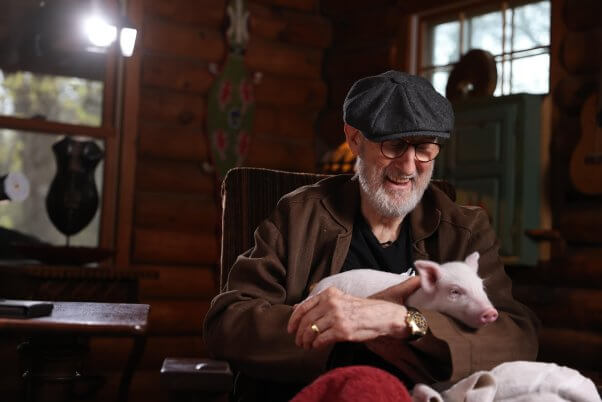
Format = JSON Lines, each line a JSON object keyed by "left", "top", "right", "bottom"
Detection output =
{"left": 0, "top": 70, "right": 104, "bottom": 247}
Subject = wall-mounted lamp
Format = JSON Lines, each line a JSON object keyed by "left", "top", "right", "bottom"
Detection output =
{"left": 119, "top": 18, "right": 137, "bottom": 57}
{"left": 82, "top": 13, "right": 137, "bottom": 57}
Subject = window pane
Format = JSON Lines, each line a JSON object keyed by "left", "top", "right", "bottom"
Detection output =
{"left": 468, "top": 11, "right": 503, "bottom": 55}
{"left": 512, "top": 1, "right": 550, "bottom": 51}
{"left": 421, "top": 1, "right": 550, "bottom": 96}
{"left": 0, "top": 130, "right": 103, "bottom": 248}
{"left": 504, "top": 8, "right": 513, "bottom": 54}
{"left": 494, "top": 61, "right": 504, "bottom": 96}
{"left": 432, "top": 70, "right": 450, "bottom": 96}
{"left": 511, "top": 53, "right": 549, "bottom": 94}
{"left": 0, "top": 70, "right": 103, "bottom": 127}
{"left": 430, "top": 21, "right": 461, "bottom": 65}
{"left": 423, "top": 69, "right": 451, "bottom": 96}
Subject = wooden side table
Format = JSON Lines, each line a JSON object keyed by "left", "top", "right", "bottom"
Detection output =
{"left": 0, "top": 302, "right": 150, "bottom": 402}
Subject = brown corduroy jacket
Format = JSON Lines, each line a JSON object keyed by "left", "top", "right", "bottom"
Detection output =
{"left": 203, "top": 174, "right": 539, "bottom": 386}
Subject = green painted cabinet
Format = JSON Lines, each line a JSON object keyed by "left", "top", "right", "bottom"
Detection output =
{"left": 435, "top": 94, "right": 542, "bottom": 265}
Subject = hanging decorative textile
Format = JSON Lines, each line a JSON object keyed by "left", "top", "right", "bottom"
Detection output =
{"left": 206, "top": 0, "right": 255, "bottom": 179}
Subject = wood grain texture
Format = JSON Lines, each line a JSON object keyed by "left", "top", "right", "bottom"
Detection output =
{"left": 329, "top": 5, "right": 400, "bottom": 49}
{"left": 137, "top": 265, "right": 218, "bottom": 299}
{"left": 142, "top": 18, "right": 225, "bottom": 61}
{"left": 538, "top": 327, "right": 602, "bottom": 371}
{"left": 253, "top": 106, "right": 319, "bottom": 140}
{"left": 246, "top": 37, "right": 323, "bottom": 78}
{"left": 142, "top": 17, "right": 325, "bottom": 78}
{"left": 132, "top": 228, "right": 218, "bottom": 265}
{"left": 139, "top": 88, "right": 206, "bottom": 127}
{"left": 249, "top": 3, "right": 332, "bottom": 48}
{"left": 143, "top": 0, "right": 225, "bottom": 27}
{"left": 135, "top": 192, "right": 217, "bottom": 232}
{"left": 325, "top": 44, "right": 393, "bottom": 79}
{"left": 557, "top": 202, "right": 602, "bottom": 244}
{"left": 560, "top": 28, "right": 602, "bottom": 74}
{"left": 321, "top": 0, "right": 396, "bottom": 16}
{"left": 315, "top": 107, "right": 345, "bottom": 149}
{"left": 144, "top": 299, "right": 211, "bottom": 334}
{"left": 135, "top": 159, "right": 214, "bottom": 194}
{"left": 253, "top": 0, "right": 318, "bottom": 12}
{"left": 552, "top": 74, "right": 597, "bottom": 115}
{"left": 0, "top": 302, "right": 149, "bottom": 335}
{"left": 563, "top": 0, "right": 602, "bottom": 32}
{"left": 141, "top": 55, "right": 214, "bottom": 93}
{"left": 138, "top": 120, "right": 209, "bottom": 161}
{"left": 90, "top": 335, "right": 207, "bottom": 370}
{"left": 255, "top": 75, "right": 327, "bottom": 107}
{"left": 244, "top": 136, "right": 316, "bottom": 171}
{"left": 513, "top": 285, "right": 602, "bottom": 331}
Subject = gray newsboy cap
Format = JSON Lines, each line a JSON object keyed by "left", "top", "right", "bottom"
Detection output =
{"left": 343, "top": 70, "right": 454, "bottom": 141}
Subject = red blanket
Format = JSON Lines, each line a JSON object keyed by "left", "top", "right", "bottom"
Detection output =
{"left": 291, "top": 365, "right": 412, "bottom": 402}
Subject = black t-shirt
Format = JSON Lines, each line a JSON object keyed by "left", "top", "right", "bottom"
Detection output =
{"left": 329, "top": 212, "right": 416, "bottom": 386}
{"left": 342, "top": 211, "right": 415, "bottom": 275}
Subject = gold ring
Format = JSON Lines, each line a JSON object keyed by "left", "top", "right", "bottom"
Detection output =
{"left": 311, "top": 324, "right": 320, "bottom": 334}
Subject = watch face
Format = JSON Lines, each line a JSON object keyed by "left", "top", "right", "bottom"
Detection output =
{"left": 411, "top": 310, "right": 428, "bottom": 332}
{"left": 406, "top": 308, "right": 428, "bottom": 338}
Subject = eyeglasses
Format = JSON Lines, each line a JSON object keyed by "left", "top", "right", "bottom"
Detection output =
{"left": 380, "top": 138, "right": 441, "bottom": 162}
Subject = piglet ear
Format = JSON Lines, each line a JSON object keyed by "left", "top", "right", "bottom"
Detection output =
{"left": 464, "top": 251, "right": 480, "bottom": 272}
{"left": 413, "top": 260, "right": 441, "bottom": 294}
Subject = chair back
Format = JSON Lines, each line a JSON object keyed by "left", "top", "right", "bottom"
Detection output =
{"left": 219, "top": 167, "right": 329, "bottom": 291}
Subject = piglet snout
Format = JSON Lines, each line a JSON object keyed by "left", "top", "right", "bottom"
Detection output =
{"left": 480, "top": 308, "right": 499, "bottom": 325}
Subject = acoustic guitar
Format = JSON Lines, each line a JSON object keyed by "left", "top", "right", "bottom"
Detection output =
{"left": 569, "top": 80, "right": 602, "bottom": 195}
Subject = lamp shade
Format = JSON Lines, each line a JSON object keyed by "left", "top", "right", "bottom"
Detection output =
{"left": 119, "top": 26, "right": 137, "bottom": 57}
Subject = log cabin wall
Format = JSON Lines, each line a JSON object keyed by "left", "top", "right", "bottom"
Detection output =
{"left": 318, "top": 0, "right": 406, "bottom": 153}
{"left": 99, "top": 0, "right": 332, "bottom": 400}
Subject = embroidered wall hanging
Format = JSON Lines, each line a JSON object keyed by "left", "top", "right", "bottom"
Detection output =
{"left": 207, "top": 0, "right": 255, "bottom": 179}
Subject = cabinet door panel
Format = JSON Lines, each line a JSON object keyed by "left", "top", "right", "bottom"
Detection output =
{"left": 436, "top": 94, "right": 541, "bottom": 265}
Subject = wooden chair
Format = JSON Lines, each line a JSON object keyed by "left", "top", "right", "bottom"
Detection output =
{"left": 161, "top": 167, "right": 329, "bottom": 401}
{"left": 160, "top": 167, "right": 456, "bottom": 401}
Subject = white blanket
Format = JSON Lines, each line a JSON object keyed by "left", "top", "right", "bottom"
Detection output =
{"left": 412, "top": 361, "right": 601, "bottom": 402}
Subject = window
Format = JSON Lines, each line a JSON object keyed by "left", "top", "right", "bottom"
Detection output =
{"left": 0, "top": 129, "right": 104, "bottom": 247}
{"left": 419, "top": 0, "right": 550, "bottom": 96}
{"left": 0, "top": 0, "right": 119, "bottom": 250}
{"left": 0, "top": 71, "right": 104, "bottom": 127}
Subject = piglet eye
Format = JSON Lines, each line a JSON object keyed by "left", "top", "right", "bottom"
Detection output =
{"left": 449, "top": 288, "right": 463, "bottom": 298}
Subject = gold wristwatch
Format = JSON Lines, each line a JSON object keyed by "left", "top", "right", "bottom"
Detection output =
{"left": 405, "top": 307, "right": 428, "bottom": 341}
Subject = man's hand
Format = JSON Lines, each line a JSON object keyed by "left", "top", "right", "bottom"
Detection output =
{"left": 287, "top": 286, "right": 414, "bottom": 350}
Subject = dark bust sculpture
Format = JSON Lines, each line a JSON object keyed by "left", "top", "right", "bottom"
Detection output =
{"left": 46, "top": 136, "right": 104, "bottom": 240}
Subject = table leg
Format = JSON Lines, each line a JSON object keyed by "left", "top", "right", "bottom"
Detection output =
{"left": 117, "top": 334, "right": 147, "bottom": 402}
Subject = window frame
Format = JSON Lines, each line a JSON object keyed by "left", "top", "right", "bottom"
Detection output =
{"left": 414, "top": 0, "right": 551, "bottom": 96}
{"left": 0, "top": 0, "right": 123, "bottom": 254}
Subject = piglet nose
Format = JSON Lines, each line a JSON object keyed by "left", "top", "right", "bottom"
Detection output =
{"left": 480, "top": 308, "right": 499, "bottom": 324}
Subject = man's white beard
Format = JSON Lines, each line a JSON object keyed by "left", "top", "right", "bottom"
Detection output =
{"left": 356, "top": 156, "right": 433, "bottom": 218}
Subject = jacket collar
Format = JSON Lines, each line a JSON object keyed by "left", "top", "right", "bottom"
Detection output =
{"left": 409, "top": 186, "right": 441, "bottom": 243}
{"left": 322, "top": 175, "right": 359, "bottom": 234}
{"left": 322, "top": 175, "right": 441, "bottom": 243}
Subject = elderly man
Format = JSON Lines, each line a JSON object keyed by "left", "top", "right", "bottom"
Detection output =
{"left": 203, "top": 71, "right": 539, "bottom": 401}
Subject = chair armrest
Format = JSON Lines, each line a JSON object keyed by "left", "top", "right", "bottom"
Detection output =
{"left": 160, "top": 358, "right": 233, "bottom": 394}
